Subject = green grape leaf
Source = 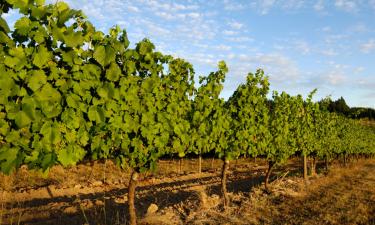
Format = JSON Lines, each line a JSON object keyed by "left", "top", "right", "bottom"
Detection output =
{"left": 40, "top": 122, "right": 61, "bottom": 145}
{"left": 14, "top": 110, "right": 32, "bottom": 128}
{"left": 6, "top": 0, "right": 28, "bottom": 8}
{"left": 32, "top": 45, "right": 51, "bottom": 68}
{"left": 56, "top": 1, "right": 70, "bottom": 12}
{"left": 0, "top": 17, "right": 10, "bottom": 33}
{"left": 93, "top": 45, "right": 115, "bottom": 67}
{"left": 24, "top": 150, "right": 39, "bottom": 164}
{"left": 0, "top": 146, "right": 19, "bottom": 174}
{"left": 57, "top": 145, "right": 86, "bottom": 167}
{"left": 66, "top": 94, "right": 79, "bottom": 108}
{"left": 40, "top": 153, "right": 55, "bottom": 171}
{"left": 0, "top": 31, "right": 13, "bottom": 45}
{"left": 106, "top": 62, "right": 121, "bottom": 81}
{"left": 28, "top": 70, "right": 47, "bottom": 91}
{"left": 35, "top": 83, "right": 61, "bottom": 102}
{"left": 40, "top": 101, "right": 62, "bottom": 118}
{"left": 14, "top": 17, "right": 31, "bottom": 36}
{"left": 0, "top": 120, "right": 10, "bottom": 136}
{"left": 31, "top": 4, "right": 47, "bottom": 19}
{"left": 88, "top": 106, "right": 105, "bottom": 123}
{"left": 63, "top": 30, "right": 84, "bottom": 48}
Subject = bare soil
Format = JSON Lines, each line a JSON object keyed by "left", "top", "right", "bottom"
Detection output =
{"left": 0, "top": 158, "right": 374, "bottom": 225}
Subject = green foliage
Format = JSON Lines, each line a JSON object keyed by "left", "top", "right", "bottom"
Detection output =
{"left": 291, "top": 90, "right": 319, "bottom": 157}
{"left": 0, "top": 0, "right": 95, "bottom": 173}
{"left": 265, "top": 92, "right": 296, "bottom": 164}
{"left": 226, "top": 69, "right": 270, "bottom": 160}
{"left": 190, "top": 61, "right": 229, "bottom": 159}
{"left": 0, "top": 0, "right": 374, "bottom": 177}
{"left": 0, "top": 146, "right": 21, "bottom": 174}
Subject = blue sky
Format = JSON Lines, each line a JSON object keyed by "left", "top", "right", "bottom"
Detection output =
{"left": 4, "top": 0, "right": 375, "bottom": 107}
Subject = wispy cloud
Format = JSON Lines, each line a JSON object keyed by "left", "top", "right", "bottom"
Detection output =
{"left": 272, "top": 38, "right": 312, "bottom": 55}
{"left": 235, "top": 53, "right": 301, "bottom": 82}
{"left": 320, "top": 49, "right": 339, "bottom": 56}
{"left": 314, "top": 0, "right": 325, "bottom": 11}
{"left": 225, "top": 36, "right": 254, "bottom": 43}
{"left": 334, "top": 0, "right": 358, "bottom": 13}
{"left": 295, "top": 40, "right": 311, "bottom": 55}
{"left": 281, "top": 0, "right": 306, "bottom": 10}
{"left": 325, "top": 71, "right": 347, "bottom": 85}
{"left": 227, "top": 21, "right": 244, "bottom": 30}
{"left": 255, "top": 0, "right": 276, "bottom": 15}
{"left": 360, "top": 39, "right": 375, "bottom": 53}
{"left": 309, "top": 62, "right": 372, "bottom": 88}
{"left": 223, "top": 30, "right": 238, "bottom": 36}
{"left": 215, "top": 44, "right": 232, "bottom": 51}
{"left": 250, "top": 0, "right": 306, "bottom": 14}
{"left": 348, "top": 23, "right": 370, "bottom": 33}
{"left": 223, "top": 0, "right": 247, "bottom": 11}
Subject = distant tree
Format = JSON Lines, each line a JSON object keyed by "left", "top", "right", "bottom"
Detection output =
{"left": 323, "top": 96, "right": 374, "bottom": 120}
{"left": 350, "top": 107, "right": 375, "bottom": 120}
{"left": 328, "top": 97, "right": 350, "bottom": 116}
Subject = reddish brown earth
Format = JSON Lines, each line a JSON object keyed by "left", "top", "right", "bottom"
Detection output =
{"left": 0, "top": 158, "right": 374, "bottom": 225}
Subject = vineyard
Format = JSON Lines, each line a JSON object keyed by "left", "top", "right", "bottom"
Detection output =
{"left": 0, "top": 1, "right": 375, "bottom": 225}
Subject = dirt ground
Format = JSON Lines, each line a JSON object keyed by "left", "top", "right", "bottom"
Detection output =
{"left": 0, "top": 158, "right": 374, "bottom": 225}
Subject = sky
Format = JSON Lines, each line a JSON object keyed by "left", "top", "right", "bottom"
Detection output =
{"left": 3, "top": 0, "right": 375, "bottom": 108}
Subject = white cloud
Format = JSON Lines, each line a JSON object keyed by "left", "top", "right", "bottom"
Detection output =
{"left": 227, "top": 53, "right": 236, "bottom": 59}
{"left": 187, "top": 12, "right": 201, "bottom": 19}
{"left": 322, "top": 26, "right": 331, "bottom": 32}
{"left": 295, "top": 40, "right": 311, "bottom": 55}
{"left": 314, "top": 0, "right": 325, "bottom": 11}
{"left": 148, "top": 24, "right": 171, "bottom": 37}
{"left": 320, "top": 49, "right": 338, "bottom": 56}
{"left": 324, "top": 34, "right": 347, "bottom": 44}
{"left": 307, "top": 64, "right": 348, "bottom": 89}
{"left": 250, "top": 0, "right": 307, "bottom": 14}
{"left": 155, "top": 11, "right": 174, "bottom": 20}
{"left": 334, "top": 0, "right": 358, "bottom": 13}
{"left": 326, "top": 71, "right": 347, "bottom": 85}
{"left": 281, "top": 0, "right": 306, "bottom": 10}
{"left": 245, "top": 0, "right": 374, "bottom": 15}
{"left": 228, "top": 21, "right": 244, "bottom": 29}
{"left": 171, "top": 3, "right": 199, "bottom": 11}
{"left": 235, "top": 53, "right": 301, "bottom": 82}
{"left": 127, "top": 5, "right": 140, "bottom": 13}
{"left": 271, "top": 38, "right": 312, "bottom": 55}
{"left": 360, "top": 39, "right": 375, "bottom": 53}
{"left": 225, "top": 36, "right": 254, "bottom": 42}
{"left": 175, "top": 21, "right": 217, "bottom": 40}
{"left": 183, "top": 52, "right": 217, "bottom": 67}
{"left": 223, "top": 30, "right": 238, "bottom": 35}
{"left": 354, "top": 66, "right": 365, "bottom": 74}
{"left": 255, "top": 0, "right": 277, "bottom": 15}
{"left": 215, "top": 44, "right": 232, "bottom": 51}
{"left": 223, "top": 0, "right": 247, "bottom": 11}
{"left": 155, "top": 11, "right": 201, "bottom": 21}
{"left": 316, "top": 62, "right": 371, "bottom": 88}
{"left": 140, "top": 0, "right": 199, "bottom": 12}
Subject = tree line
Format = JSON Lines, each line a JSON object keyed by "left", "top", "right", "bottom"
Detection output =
{"left": 1, "top": 1, "right": 374, "bottom": 224}
{"left": 325, "top": 96, "right": 375, "bottom": 120}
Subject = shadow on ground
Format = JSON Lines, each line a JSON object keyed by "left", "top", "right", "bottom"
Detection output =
{"left": 2, "top": 162, "right": 306, "bottom": 225}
